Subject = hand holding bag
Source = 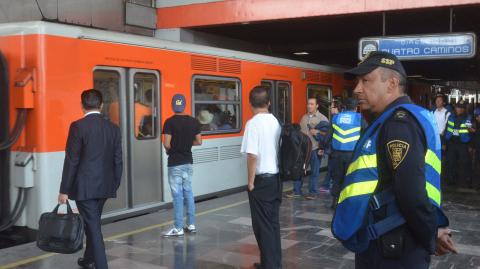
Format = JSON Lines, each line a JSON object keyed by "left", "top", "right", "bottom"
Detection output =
{"left": 36, "top": 201, "right": 84, "bottom": 254}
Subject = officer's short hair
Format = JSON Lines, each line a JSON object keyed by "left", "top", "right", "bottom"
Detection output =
{"left": 379, "top": 67, "right": 407, "bottom": 93}
{"left": 81, "top": 89, "right": 103, "bottom": 110}
{"left": 249, "top": 86, "right": 270, "bottom": 108}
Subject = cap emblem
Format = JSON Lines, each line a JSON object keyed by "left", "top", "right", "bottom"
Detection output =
{"left": 381, "top": 58, "right": 395, "bottom": 65}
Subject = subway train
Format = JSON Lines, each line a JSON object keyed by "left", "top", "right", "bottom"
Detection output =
{"left": 0, "top": 21, "right": 349, "bottom": 230}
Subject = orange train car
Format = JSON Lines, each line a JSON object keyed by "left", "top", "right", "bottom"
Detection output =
{"left": 0, "top": 21, "right": 348, "bottom": 230}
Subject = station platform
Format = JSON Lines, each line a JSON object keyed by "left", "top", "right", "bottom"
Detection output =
{"left": 0, "top": 179, "right": 479, "bottom": 269}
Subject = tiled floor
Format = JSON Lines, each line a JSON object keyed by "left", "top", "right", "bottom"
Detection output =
{"left": 0, "top": 180, "right": 479, "bottom": 269}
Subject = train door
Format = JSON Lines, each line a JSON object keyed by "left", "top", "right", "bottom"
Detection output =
{"left": 93, "top": 67, "right": 162, "bottom": 216}
{"left": 307, "top": 84, "right": 332, "bottom": 119}
{"left": 128, "top": 70, "right": 162, "bottom": 207}
{"left": 261, "top": 80, "right": 292, "bottom": 124}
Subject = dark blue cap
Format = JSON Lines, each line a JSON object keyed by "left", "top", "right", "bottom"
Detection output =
{"left": 172, "top": 94, "right": 186, "bottom": 113}
{"left": 315, "top": 121, "right": 330, "bottom": 132}
{"left": 345, "top": 51, "right": 406, "bottom": 78}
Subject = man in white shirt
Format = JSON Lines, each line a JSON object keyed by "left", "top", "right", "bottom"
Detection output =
{"left": 433, "top": 94, "right": 450, "bottom": 137}
{"left": 241, "top": 86, "right": 282, "bottom": 269}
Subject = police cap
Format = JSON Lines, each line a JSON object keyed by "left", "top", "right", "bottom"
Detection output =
{"left": 345, "top": 51, "right": 406, "bottom": 78}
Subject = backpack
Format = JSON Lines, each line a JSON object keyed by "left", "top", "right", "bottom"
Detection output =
{"left": 279, "top": 123, "right": 312, "bottom": 181}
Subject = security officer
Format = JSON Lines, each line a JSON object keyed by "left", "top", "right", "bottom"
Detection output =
{"left": 331, "top": 51, "right": 456, "bottom": 269}
{"left": 444, "top": 100, "right": 474, "bottom": 187}
{"left": 330, "top": 98, "right": 364, "bottom": 208}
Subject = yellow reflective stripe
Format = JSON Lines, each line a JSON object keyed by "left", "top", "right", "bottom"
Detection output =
{"left": 426, "top": 181, "right": 441, "bottom": 206}
{"left": 332, "top": 124, "right": 361, "bottom": 136}
{"left": 459, "top": 129, "right": 469, "bottom": 133}
{"left": 346, "top": 154, "right": 377, "bottom": 176}
{"left": 447, "top": 121, "right": 454, "bottom": 126}
{"left": 460, "top": 124, "right": 466, "bottom": 127}
{"left": 424, "top": 150, "right": 441, "bottom": 175}
{"left": 338, "top": 180, "right": 378, "bottom": 204}
{"left": 447, "top": 127, "right": 454, "bottom": 132}
{"left": 333, "top": 133, "right": 360, "bottom": 144}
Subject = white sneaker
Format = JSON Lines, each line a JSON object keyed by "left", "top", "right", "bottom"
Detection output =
{"left": 184, "top": 224, "right": 196, "bottom": 233}
{"left": 163, "top": 227, "right": 184, "bottom": 237}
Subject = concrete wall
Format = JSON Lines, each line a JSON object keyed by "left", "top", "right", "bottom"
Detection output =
{"left": 0, "top": 0, "right": 156, "bottom": 36}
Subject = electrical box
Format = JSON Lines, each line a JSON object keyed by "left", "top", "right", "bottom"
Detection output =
{"left": 13, "top": 69, "right": 35, "bottom": 109}
{"left": 14, "top": 152, "right": 34, "bottom": 188}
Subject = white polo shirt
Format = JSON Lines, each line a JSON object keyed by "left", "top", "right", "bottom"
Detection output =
{"left": 240, "top": 113, "right": 281, "bottom": 175}
{"left": 433, "top": 107, "right": 450, "bottom": 135}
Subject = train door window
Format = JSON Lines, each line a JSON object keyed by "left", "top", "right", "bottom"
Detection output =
{"left": 133, "top": 73, "right": 158, "bottom": 139}
{"left": 261, "top": 80, "right": 292, "bottom": 124}
{"left": 192, "top": 76, "right": 241, "bottom": 134}
{"left": 261, "top": 80, "right": 274, "bottom": 114}
{"left": 307, "top": 84, "right": 331, "bottom": 119}
{"left": 93, "top": 70, "right": 121, "bottom": 126}
{"left": 276, "top": 81, "right": 291, "bottom": 124}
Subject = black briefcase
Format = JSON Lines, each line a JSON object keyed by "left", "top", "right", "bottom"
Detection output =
{"left": 37, "top": 201, "right": 84, "bottom": 254}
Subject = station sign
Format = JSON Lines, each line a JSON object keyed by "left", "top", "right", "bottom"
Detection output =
{"left": 359, "top": 33, "right": 476, "bottom": 60}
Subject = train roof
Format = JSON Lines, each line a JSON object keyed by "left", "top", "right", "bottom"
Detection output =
{"left": 0, "top": 21, "right": 346, "bottom": 73}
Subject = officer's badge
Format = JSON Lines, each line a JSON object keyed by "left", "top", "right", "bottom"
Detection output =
{"left": 387, "top": 140, "right": 410, "bottom": 169}
{"left": 394, "top": 110, "right": 407, "bottom": 119}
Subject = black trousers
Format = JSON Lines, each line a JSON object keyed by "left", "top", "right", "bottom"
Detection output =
{"left": 355, "top": 236, "right": 430, "bottom": 269}
{"left": 445, "top": 139, "right": 471, "bottom": 186}
{"left": 76, "top": 199, "right": 108, "bottom": 269}
{"left": 248, "top": 174, "right": 282, "bottom": 269}
{"left": 330, "top": 151, "right": 353, "bottom": 198}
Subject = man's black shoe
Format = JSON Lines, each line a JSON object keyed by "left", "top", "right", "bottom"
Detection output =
{"left": 78, "top": 258, "right": 95, "bottom": 269}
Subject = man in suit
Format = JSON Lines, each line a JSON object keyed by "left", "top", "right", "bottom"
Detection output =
{"left": 58, "top": 89, "right": 123, "bottom": 269}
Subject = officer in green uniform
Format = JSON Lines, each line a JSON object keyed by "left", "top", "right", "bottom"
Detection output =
{"left": 331, "top": 51, "right": 457, "bottom": 268}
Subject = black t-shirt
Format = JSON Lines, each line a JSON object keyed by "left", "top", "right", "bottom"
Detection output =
{"left": 163, "top": 115, "right": 201, "bottom": 167}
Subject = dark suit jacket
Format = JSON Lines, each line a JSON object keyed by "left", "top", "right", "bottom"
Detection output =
{"left": 60, "top": 113, "right": 123, "bottom": 201}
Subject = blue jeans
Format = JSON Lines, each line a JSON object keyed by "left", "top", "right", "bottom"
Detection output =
{"left": 168, "top": 164, "right": 195, "bottom": 229}
{"left": 321, "top": 155, "right": 333, "bottom": 189}
{"left": 293, "top": 150, "right": 322, "bottom": 195}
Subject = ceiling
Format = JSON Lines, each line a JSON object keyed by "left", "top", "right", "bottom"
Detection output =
{"left": 190, "top": 5, "right": 480, "bottom": 83}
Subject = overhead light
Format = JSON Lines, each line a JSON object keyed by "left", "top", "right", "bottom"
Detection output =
{"left": 241, "top": 22, "right": 250, "bottom": 25}
{"left": 294, "top": 52, "right": 309, "bottom": 55}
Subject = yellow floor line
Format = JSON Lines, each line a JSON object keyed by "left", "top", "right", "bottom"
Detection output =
{"left": 0, "top": 199, "right": 249, "bottom": 269}
{"left": 1, "top": 187, "right": 293, "bottom": 269}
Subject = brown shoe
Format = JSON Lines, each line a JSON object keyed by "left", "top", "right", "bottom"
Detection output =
{"left": 285, "top": 191, "right": 302, "bottom": 199}
{"left": 304, "top": 194, "right": 317, "bottom": 200}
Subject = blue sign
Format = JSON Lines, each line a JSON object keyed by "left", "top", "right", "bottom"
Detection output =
{"left": 359, "top": 33, "right": 476, "bottom": 60}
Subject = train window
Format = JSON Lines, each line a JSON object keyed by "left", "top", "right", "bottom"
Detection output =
{"left": 192, "top": 76, "right": 241, "bottom": 134}
{"left": 134, "top": 73, "right": 158, "bottom": 139}
{"left": 307, "top": 84, "right": 332, "bottom": 119}
{"left": 93, "top": 70, "right": 121, "bottom": 126}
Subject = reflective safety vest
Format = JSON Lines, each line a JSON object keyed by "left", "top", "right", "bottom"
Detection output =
{"left": 445, "top": 114, "right": 472, "bottom": 143}
{"left": 332, "top": 103, "right": 448, "bottom": 253}
{"left": 332, "top": 111, "right": 361, "bottom": 151}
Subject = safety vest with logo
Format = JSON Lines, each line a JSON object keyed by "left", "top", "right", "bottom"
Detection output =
{"left": 332, "top": 111, "right": 361, "bottom": 151}
{"left": 331, "top": 103, "right": 448, "bottom": 253}
{"left": 445, "top": 114, "right": 472, "bottom": 143}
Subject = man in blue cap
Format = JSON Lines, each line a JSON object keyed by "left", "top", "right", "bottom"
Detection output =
{"left": 331, "top": 51, "right": 457, "bottom": 268}
{"left": 163, "top": 94, "right": 202, "bottom": 236}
